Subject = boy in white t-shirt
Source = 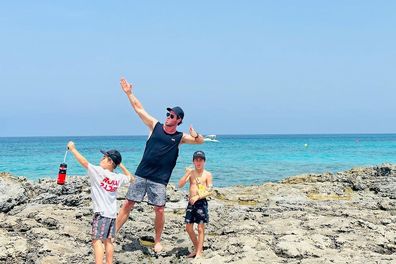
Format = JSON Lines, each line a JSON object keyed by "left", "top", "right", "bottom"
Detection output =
{"left": 67, "top": 141, "right": 134, "bottom": 264}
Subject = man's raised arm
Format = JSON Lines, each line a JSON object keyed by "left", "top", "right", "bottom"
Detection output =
{"left": 181, "top": 125, "right": 204, "bottom": 145}
{"left": 120, "top": 78, "right": 157, "bottom": 131}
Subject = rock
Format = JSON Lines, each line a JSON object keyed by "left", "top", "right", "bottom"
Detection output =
{"left": 0, "top": 229, "right": 28, "bottom": 263}
{"left": 1, "top": 164, "right": 396, "bottom": 263}
{"left": 166, "top": 184, "right": 185, "bottom": 202}
{"left": 0, "top": 173, "right": 28, "bottom": 213}
{"left": 274, "top": 234, "right": 321, "bottom": 258}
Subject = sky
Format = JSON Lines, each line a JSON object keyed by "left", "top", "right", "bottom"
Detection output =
{"left": 0, "top": 1, "right": 395, "bottom": 136}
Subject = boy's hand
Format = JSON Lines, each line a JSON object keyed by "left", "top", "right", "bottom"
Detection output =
{"left": 67, "top": 141, "right": 75, "bottom": 151}
{"left": 66, "top": 141, "right": 89, "bottom": 168}
{"left": 129, "top": 175, "right": 136, "bottom": 183}
{"left": 189, "top": 195, "right": 200, "bottom": 205}
{"left": 120, "top": 78, "right": 133, "bottom": 95}
{"left": 185, "top": 166, "right": 193, "bottom": 173}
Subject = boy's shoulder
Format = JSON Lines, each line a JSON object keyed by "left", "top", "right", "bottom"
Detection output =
{"left": 192, "top": 169, "right": 212, "bottom": 176}
{"left": 89, "top": 164, "right": 124, "bottom": 178}
{"left": 88, "top": 163, "right": 102, "bottom": 172}
{"left": 204, "top": 169, "right": 212, "bottom": 176}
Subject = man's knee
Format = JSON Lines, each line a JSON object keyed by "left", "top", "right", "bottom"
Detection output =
{"left": 123, "top": 200, "right": 135, "bottom": 211}
{"left": 154, "top": 206, "right": 165, "bottom": 214}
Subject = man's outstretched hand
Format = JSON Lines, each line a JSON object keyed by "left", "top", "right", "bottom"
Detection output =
{"left": 120, "top": 78, "right": 133, "bottom": 95}
{"left": 189, "top": 125, "right": 198, "bottom": 138}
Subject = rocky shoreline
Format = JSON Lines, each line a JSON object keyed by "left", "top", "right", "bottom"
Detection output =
{"left": 1, "top": 164, "right": 395, "bottom": 263}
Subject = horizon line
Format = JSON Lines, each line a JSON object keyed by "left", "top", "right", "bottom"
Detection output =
{"left": 1, "top": 132, "right": 396, "bottom": 138}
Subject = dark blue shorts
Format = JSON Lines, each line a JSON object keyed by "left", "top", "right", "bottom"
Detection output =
{"left": 185, "top": 199, "right": 209, "bottom": 224}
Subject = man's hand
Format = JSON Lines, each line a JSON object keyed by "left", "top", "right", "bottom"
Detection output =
{"left": 120, "top": 78, "right": 133, "bottom": 95}
{"left": 67, "top": 141, "right": 75, "bottom": 151}
{"left": 189, "top": 125, "right": 198, "bottom": 138}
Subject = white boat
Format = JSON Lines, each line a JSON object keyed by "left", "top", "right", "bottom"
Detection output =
{"left": 204, "top": 134, "right": 219, "bottom": 142}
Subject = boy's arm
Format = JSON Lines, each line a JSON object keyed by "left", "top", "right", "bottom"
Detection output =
{"left": 120, "top": 78, "right": 158, "bottom": 131}
{"left": 178, "top": 168, "right": 193, "bottom": 188}
{"left": 67, "top": 141, "right": 89, "bottom": 169}
{"left": 118, "top": 163, "right": 135, "bottom": 183}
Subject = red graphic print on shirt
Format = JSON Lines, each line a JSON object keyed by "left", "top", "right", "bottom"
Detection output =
{"left": 100, "top": 177, "right": 119, "bottom": 192}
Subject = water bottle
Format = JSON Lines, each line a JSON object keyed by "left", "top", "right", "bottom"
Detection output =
{"left": 57, "top": 163, "right": 67, "bottom": 185}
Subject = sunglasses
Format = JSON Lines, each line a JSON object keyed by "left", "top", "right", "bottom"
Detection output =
{"left": 166, "top": 112, "right": 179, "bottom": 119}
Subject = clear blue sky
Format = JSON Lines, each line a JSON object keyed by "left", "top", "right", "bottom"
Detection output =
{"left": 1, "top": 1, "right": 395, "bottom": 136}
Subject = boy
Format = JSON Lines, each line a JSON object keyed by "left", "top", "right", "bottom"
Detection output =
{"left": 67, "top": 141, "right": 134, "bottom": 264}
{"left": 178, "top": 150, "right": 213, "bottom": 258}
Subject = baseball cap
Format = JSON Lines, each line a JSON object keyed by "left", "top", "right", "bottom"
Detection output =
{"left": 100, "top": 149, "right": 122, "bottom": 165}
{"left": 193, "top": 150, "right": 206, "bottom": 161}
{"left": 166, "top": 106, "right": 184, "bottom": 124}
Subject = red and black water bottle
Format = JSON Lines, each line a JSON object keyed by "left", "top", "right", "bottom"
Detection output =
{"left": 57, "top": 163, "right": 67, "bottom": 185}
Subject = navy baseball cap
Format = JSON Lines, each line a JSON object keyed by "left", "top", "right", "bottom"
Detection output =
{"left": 167, "top": 106, "right": 184, "bottom": 124}
{"left": 100, "top": 149, "right": 122, "bottom": 165}
{"left": 193, "top": 150, "right": 206, "bottom": 161}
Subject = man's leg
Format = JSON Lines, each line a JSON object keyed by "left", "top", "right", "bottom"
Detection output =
{"left": 196, "top": 224, "right": 205, "bottom": 257}
{"left": 118, "top": 176, "right": 145, "bottom": 232}
{"left": 154, "top": 205, "right": 165, "bottom": 252}
{"left": 103, "top": 238, "right": 114, "bottom": 264}
{"left": 92, "top": 239, "right": 104, "bottom": 264}
{"left": 186, "top": 223, "right": 198, "bottom": 257}
{"left": 147, "top": 180, "right": 167, "bottom": 253}
{"left": 116, "top": 200, "right": 135, "bottom": 232}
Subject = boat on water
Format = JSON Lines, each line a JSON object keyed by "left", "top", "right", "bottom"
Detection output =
{"left": 204, "top": 134, "right": 219, "bottom": 142}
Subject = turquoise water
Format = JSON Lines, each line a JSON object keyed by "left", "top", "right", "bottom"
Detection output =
{"left": 0, "top": 134, "right": 395, "bottom": 187}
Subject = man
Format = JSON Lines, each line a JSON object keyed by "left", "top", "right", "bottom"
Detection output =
{"left": 116, "top": 78, "right": 204, "bottom": 253}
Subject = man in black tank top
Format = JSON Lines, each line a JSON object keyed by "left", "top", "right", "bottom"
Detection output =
{"left": 116, "top": 78, "right": 204, "bottom": 253}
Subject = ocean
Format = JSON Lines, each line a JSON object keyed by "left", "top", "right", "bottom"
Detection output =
{"left": 0, "top": 134, "right": 395, "bottom": 187}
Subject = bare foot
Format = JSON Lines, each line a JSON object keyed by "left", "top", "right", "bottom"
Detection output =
{"left": 154, "top": 242, "right": 163, "bottom": 253}
{"left": 194, "top": 251, "right": 203, "bottom": 258}
{"left": 187, "top": 251, "right": 197, "bottom": 258}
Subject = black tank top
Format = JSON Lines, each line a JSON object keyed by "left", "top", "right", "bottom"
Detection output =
{"left": 135, "top": 122, "right": 183, "bottom": 185}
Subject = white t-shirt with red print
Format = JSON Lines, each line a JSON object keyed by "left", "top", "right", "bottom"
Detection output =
{"left": 87, "top": 163, "right": 129, "bottom": 218}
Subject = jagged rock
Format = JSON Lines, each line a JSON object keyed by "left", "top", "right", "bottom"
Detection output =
{"left": 1, "top": 164, "right": 396, "bottom": 263}
{"left": 0, "top": 173, "right": 28, "bottom": 213}
{"left": 166, "top": 184, "right": 185, "bottom": 202}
